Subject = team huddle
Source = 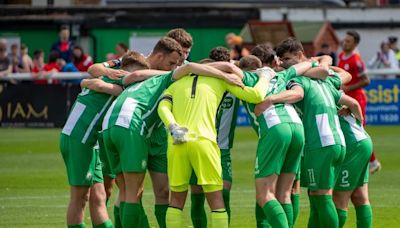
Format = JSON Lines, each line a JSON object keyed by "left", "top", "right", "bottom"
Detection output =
{"left": 60, "top": 28, "right": 373, "bottom": 228}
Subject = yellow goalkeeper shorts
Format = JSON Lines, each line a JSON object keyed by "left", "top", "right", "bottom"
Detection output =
{"left": 167, "top": 137, "right": 223, "bottom": 193}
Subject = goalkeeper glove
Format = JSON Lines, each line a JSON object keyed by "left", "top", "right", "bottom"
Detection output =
{"left": 168, "top": 123, "right": 189, "bottom": 145}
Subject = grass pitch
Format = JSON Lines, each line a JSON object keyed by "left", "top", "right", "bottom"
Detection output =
{"left": 0, "top": 126, "right": 399, "bottom": 227}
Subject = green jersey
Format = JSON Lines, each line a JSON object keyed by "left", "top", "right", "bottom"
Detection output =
{"left": 243, "top": 67, "right": 302, "bottom": 135}
{"left": 61, "top": 76, "right": 124, "bottom": 145}
{"left": 216, "top": 93, "right": 240, "bottom": 150}
{"left": 215, "top": 71, "right": 269, "bottom": 148}
{"left": 325, "top": 75, "right": 370, "bottom": 146}
{"left": 287, "top": 76, "right": 346, "bottom": 151}
{"left": 102, "top": 72, "right": 174, "bottom": 138}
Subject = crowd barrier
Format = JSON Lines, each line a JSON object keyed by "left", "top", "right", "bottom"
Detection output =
{"left": 0, "top": 69, "right": 399, "bottom": 127}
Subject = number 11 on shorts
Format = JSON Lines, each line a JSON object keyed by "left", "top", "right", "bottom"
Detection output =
{"left": 308, "top": 169, "right": 316, "bottom": 186}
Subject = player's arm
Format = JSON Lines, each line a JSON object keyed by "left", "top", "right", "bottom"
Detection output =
{"left": 205, "top": 61, "right": 244, "bottom": 79}
{"left": 226, "top": 67, "right": 275, "bottom": 104}
{"left": 158, "top": 94, "right": 176, "bottom": 127}
{"left": 123, "top": 69, "right": 169, "bottom": 86}
{"left": 87, "top": 59, "right": 129, "bottom": 80}
{"left": 254, "top": 85, "right": 304, "bottom": 116}
{"left": 338, "top": 94, "right": 363, "bottom": 123}
{"left": 172, "top": 62, "right": 244, "bottom": 88}
{"left": 329, "top": 66, "right": 352, "bottom": 84}
{"left": 301, "top": 55, "right": 332, "bottom": 80}
{"left": 343, "top": 74, "right": 370, "bottom": 92}
{"left": 80, "top": 78, "right": 123, "bottom": 96}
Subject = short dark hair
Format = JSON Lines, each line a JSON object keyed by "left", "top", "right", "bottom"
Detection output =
{"left": 388, "top": 36, "right": 397, "bottom": 44}
{"left": 152, "top": 37, "right": 183, "bottom": 57}
{"left": 60, "top": 25, "right": 69, "bottom": 31}
{"left": 209, "top": 46, "right": 230, "bottom": 62}
{"left": 121, "top": 50, "right": 150, "bottom": 70}
{"left": 276, "top": 37, "right": 304, "bottom": 58}
{"left": 239, "top": 55, "right": 262, "bottom": 71}
{"left": 117, "top": 42, "right": 128, "bottom": 52}
{"left": 251, "top": 44, "right": 275, "bottom": 65}
{"left": 48, "top": 50, "right": 59, "bottom": 63}
{"left": 166, "top": 28, "right": 193, "bottom": 49}
{"left": 33, "top": 49, "right": 44, "bottom": 60}
{"left": 346, "top": 30, "right": 361, "bottom": 44}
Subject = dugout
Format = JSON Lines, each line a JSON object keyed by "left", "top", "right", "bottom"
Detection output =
{"left": 239, "top": 20, "right": 340, "bottom": 57}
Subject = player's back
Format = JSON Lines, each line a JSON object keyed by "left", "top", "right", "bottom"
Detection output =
{"left": 167, "top": 75, "right": 227, "bottom": 142}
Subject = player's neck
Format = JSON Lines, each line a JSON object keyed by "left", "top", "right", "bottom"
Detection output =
{"left": 343, "top": 49, "right": 355, "bottom": 57}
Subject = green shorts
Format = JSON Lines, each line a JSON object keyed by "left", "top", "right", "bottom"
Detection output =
{"left": 255, "top": 123, "right": 304, "bottom": 178}
{"left": 102, "top": 126, "right": 148, "bottom": 174}
{"left": 335, "top": 138, "right": 372, "bottom": 191}
{"left": 97, "top": 132, "right": 116, "bottom": 179}
{"left": 189, "top": 148, "right": 232, "bottom": 185}
{"left": 60, "top": 134, "right": 103, "bottom": 186}
{"left": 147, "top": 126, "right": 168, "bottom": 173}
{"left": 148, "top": 141, "right": 168, "bottom": 173}
{"left": 301, "top": 145, "right": 346, "bottom": 191}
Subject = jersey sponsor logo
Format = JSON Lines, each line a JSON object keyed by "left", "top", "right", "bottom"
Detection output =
{"left": 221, "top": 97, "right": 234, "bottom": 109}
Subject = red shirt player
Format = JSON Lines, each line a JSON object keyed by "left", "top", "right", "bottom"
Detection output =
{"left": 338, "top": 30, "right": 381, "bottom": 173}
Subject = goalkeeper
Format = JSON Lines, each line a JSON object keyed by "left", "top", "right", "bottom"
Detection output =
{"left": 157, "top": 66, "right": 275, "bottom": 227}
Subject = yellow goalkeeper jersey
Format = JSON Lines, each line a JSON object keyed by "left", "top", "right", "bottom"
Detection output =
{"left": 158, "top": 73, "right": 268, "bottom": 143}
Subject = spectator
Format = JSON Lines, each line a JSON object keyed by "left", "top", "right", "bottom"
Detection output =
{"left": 32, "top": 49, "right": 44, "bottom": 73}
{"left": 51, "top": 25, "right": 74, "bottom": 62}
{"left": 225, "top": 33, "right": 250, "bottom": 60}
{"left": 72, "top": 45, "right": 93, "bottom": 72}
{"left": 20, "top": 44, "right": 33, "bottom": 72}
{"left": 9, "top": 43, "right": 24, "bottom": 73}
{"left": 57, "top": 58, "right": 81, "bottom": 85}
{"left": 368, "top": 41, "right": 398, "bottom": 78}
{"left": 41, "top": 50, "right": 61, "bottom": 84}
{"left": 32, "top": 49, "right": 47, "bottom": 85}
{"left": 115, "top": 42, "right": 128, "bottom": 59}
{"left": 316, "top": 43, "right": 337, "bottom": 66}
{"left": 0, "top": 39, "right": 12, "bottom": 77}
{"left": 388, "top": 36, "right": 400, "bottom": 67}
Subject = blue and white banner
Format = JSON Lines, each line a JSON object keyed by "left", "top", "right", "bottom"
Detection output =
{"left": 365, "top": 79, "right": 400, "bottom": 125}
{"left": 236, "top": 79, "right": 400, "bottom": 126}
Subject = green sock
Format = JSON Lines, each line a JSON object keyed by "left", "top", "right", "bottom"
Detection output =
{"left": 191, "top": 193, "right": 207, "bottom": 228}
{"left": 155, "top": 204, "right": 169, "bottom": 228}
{"left": 139, "top": 203, "right": 150, "bottom": 228}
{"left": 166, "top": 207, "right": 183, "bottom": 228}
{"left": 211, "top": 209, "right": 228, "bottom": 228}
{"left": 355, "top": 204, "right": 372, "bottom": 228}
{"left": 291, "top": 194, "right": 300, "bottom": 226}
{"left": 68, "top": 224, "right": 85, "bottom": 228}
{"left": 114, "top": 205, "right": 121, "bottom": 228}
{"left": 255, "top": 203, "right": 270, "bottom": 228}
{"left": 281, "top": 204, "right": 294, "bottom": 228}
{"left": 263, "top": 200, "right": 289, "bottom": 228}
{"left": 336, "top": 208, "right": 348, "bottom": 228}
{"left": 307, "top": 196, "right": 319, "bottom": 228}
{"left": 119, "top": 202, "right": 126, "bottom": 225}
{"left": 311, "top": 195, "right": 338, "bottom": 228}
{"left": 122, "top": 203, "right": 142, "bottom": 228}
{"left": 223, "top": 189, "right": 231, "bottom": 223}
{"left": 93, "top": 219, "right": 113, "bottom": 228}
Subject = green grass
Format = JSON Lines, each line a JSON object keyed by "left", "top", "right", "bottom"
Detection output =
{"left": 0, "top": 126, "right": 399, "bottom": 227}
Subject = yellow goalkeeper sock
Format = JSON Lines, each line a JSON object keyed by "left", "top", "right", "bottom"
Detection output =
{"left": 166, "top": 207, "right": 182, "bottom": 228}
{"left": 211, "top": 208, "right": 228, "bottom": 228}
